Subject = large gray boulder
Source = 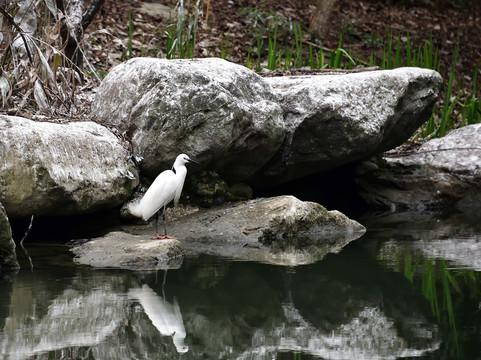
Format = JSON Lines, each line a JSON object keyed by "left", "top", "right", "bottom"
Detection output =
{"left": 258, "top": 67, "right": 442, "bottom": 184}
{"left": 356, "top": 123, "right": 481, "bottom": 211}
{"left": 0, "top": 116, "right": 139, "bottom": 218}
{"left": 0, "top": 202, "right": 19, "bottom": 270}
{"left": 92, "top": 59, "right": 441, "bottom": 187}
{"left": 91, "top": 57, "right": 285, "bottom": 182}
{"left": 73, "top": 196, "right": 366, "bottom": 267}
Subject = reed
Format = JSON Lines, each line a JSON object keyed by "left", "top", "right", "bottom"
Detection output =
{"left": 436, "top": 43, "right": 459, "bottom": 138}
{"left": 164, "top": 0, "right": 199, "bottom": 59}
{"left": 267, "top": 23, "right": 278, "bottom": 70}
{"left": 220, "top": 28, "right": 231, "bottom": 60}
{"left": 128, "top": 9, "right": 134, "bottom": 59}
{"left": 370, "top": 31, "right": 480, "bottom": 139}
{"left": 293, "top": 22, "right": 303, "bottom": 68}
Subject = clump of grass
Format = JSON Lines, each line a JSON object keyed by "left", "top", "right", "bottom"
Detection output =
{"left": 367, "top": 31, "right": 481, "bottom": 139}
{"left": 220, "top": 27, "right": 231, "bottom": 60}
{"left": 241, "top": 6, "right": 356, "bottom": 71}
{"left": 165, "top": 0, "right": 200, "bottom": 59}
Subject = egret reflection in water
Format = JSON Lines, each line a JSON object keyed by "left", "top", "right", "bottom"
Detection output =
{"left": 129, "top": 283, "right": 189, "bottom": 354}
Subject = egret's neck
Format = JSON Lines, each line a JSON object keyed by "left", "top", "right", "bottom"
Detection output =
{"left": 173, "top": 164, "right": 187, "bottom": 179}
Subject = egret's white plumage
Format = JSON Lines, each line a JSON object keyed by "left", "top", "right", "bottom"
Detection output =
{"left": 129, "top": 284, "right": 189, "bottom": 353}
{"left": 129, "top": 153, "right": 199, "bottom": 238}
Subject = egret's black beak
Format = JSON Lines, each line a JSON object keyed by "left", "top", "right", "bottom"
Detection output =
{"left": 187, "top": 157, "right": 200, "bottom": 165}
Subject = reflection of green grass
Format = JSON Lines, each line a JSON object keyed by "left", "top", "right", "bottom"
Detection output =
{"left": 421, "top": 259, "right": 459, "bottom": 340}
{"left": 379, "top": 246, "right": 481, "bottom": 357}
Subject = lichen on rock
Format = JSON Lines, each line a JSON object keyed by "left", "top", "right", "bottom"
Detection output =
{"left": 259, "top": 199, "right": 366, "bottom": 251}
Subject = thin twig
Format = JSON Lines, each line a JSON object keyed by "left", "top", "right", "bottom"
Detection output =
{"left": 0, "top": 7, "right": 34, "bottom": 63}
{"left": 19, "top": 215, "right": 34, "bottom": 271}
{"left": 383, "top": 147, "right": 481, "bottom": 158}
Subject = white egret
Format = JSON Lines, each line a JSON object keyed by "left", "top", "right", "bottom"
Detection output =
{"left": 130, "top": 154, "right": 200, "bottom": 239}
{"left": 129, "top": 284, "right": 189, "bottom": 353}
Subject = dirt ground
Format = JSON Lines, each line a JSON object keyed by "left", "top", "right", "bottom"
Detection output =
{"left": 88, "top": 0, "right": 480, "bottom": 90}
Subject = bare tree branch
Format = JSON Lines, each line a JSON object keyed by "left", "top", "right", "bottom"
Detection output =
{"left": 82, "top": 0, "right": 105, "bottom": 30}
{"left": 55, "top": 0, "right": 105, "bottom": 71}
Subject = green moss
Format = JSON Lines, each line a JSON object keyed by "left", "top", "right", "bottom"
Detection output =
{"left": 259, "top": 202, "right": 329, "bottom": 249}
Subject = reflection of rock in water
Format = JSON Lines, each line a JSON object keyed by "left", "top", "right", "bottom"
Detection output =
{"left": 237, "top": 304, "right": 440, "bottom": 360}
{"left": 0, "top": 282, "right": 127, "bottom": 360}
{"left": 382, "top": 236, "right": 481, "bottom": 271}
{"left": 129, "top": 284, "right": 189, "bottom": 354}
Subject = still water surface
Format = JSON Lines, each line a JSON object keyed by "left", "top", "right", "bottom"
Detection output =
{"left": 2, "top": 212, "right": 481, "bottom": 360}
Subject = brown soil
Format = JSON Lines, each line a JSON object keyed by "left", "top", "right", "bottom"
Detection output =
{"left": 88, "top": 0, "right": 481, "bottom": 89}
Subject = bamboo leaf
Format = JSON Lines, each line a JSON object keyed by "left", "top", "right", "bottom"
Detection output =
{"left": 30, "top": 41, "right": 55, "bottom": 82}
{"left": 43, "top": 0, "right": 57, "bottom": 18}
{"left": 34, "top": 79, "right": 49, "bottom": 110}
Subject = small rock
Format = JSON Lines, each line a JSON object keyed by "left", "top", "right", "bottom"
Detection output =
{"left": 70, "top": 231, "right": 183, "bottom": 270}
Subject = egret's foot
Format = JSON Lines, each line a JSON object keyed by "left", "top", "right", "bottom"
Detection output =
{"left": 152, "top": 234, "right": 177, "bottom": 240}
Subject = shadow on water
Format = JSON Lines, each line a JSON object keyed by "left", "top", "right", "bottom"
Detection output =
{"left": 9, "top": 208, "right": 123, "bottom": 244}
{"left": 2, "top": 210, "right": 481, "bottom": 359}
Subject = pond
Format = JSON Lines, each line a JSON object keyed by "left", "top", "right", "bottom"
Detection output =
{"left": 1, "top": 211, "right": 481, "bottom": 360}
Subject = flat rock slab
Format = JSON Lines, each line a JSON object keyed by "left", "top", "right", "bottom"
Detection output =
{"left": 356, "top": 123, "right": 481, "bottom": 211}
{"left": 73, "top": 196, "right": 366, "bottom": 268}
{"left": 71, "top": 233, "right": 183, "bottom": 270}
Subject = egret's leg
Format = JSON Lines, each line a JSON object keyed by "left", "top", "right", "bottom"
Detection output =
{"left": 153, "top": 205, "right": 177, "bottom": 240}
{"left": 152, "top": 211, "right": 162, "bottom": 239}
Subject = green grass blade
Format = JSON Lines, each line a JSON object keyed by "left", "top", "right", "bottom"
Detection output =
{"left": 309, "top": 45, "right": 314, "bottom": 69}
{"left": 293, "top": 22, "right": 303, "bottom": 68}
{"left": 128, "top": 9, "right": 134, "bottom": 59}
{"left": 267, "top": 22, "right": 277, "bottom": 70}
{"left": 386, "top": 30, "right": 392, "bottom": 69}
{"left": 256, "top": 33, "right": 263, "bottom": 72}
{"left": 221, "top": 28, "right": 231, "bottom": 59}
{"left": 316, "top": 49, "right": 325, "bottom": 69}
{"left": 437, "top": 41, "right": 459, "bottom": 137}
{"left": 369, "top": 52, "right": 375, "bottom": 67}
{"left": 394, "top": 34, "right": 401, "bottom": 68}
{"left": 406, "top": 31, "right": 412, "bottom": 66}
